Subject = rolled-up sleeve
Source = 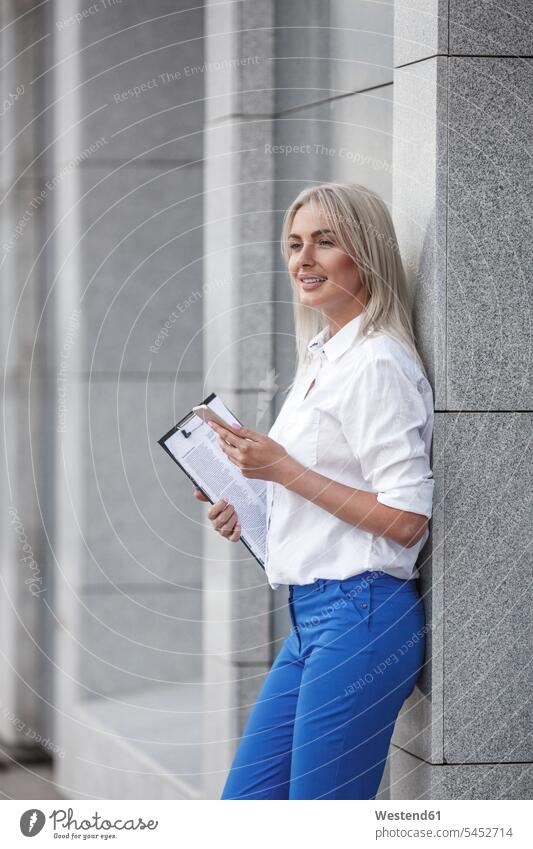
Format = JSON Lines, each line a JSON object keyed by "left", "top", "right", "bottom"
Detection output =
{"left": 340, "top": 354, "right": 435, "bottom": 518}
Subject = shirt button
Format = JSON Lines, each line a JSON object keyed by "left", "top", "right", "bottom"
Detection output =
{"left": 360, "top": 602, "right": 368, "bottom": 608}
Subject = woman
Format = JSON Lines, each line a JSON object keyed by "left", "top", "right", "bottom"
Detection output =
{"left": 194, "top": 182, "right": 434, "bottom": 800}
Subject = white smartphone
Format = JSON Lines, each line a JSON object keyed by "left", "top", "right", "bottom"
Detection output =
{"left": 192, "top": 404, "right": 239, "bottom": 433}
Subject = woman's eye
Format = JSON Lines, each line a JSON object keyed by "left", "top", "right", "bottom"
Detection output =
{"left": 319, "top": 239, "right": 334, "bottom": 246}
{"left": 288, "top": 242, "right": 302, "bottom": 250}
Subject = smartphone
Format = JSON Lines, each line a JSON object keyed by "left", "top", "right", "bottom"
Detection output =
{"left": 192, "top": 404, "right": 239, "bottom": 432}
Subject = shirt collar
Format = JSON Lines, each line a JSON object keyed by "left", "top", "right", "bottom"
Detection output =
{"left": 307, "top": 310, "right": 367, "bottom": 362}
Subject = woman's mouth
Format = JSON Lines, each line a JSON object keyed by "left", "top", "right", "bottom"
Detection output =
{"left": 299, "top": 276, "right": 327, "bottom": 290}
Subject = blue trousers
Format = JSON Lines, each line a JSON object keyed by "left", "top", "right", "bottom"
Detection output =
{"left": 221, "top": 570, "right": 426, "bottom": 800}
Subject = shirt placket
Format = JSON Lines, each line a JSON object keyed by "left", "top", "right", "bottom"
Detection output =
{"left": 264, "top": 350, "right": 324, "bottom": 576}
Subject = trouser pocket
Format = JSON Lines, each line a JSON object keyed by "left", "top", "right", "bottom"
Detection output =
{"left": 338, "top": 579, "right": 371, "bottom": 626}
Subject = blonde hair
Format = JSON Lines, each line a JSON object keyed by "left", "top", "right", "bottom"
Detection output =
{"left": 280, "top": 182, "right": 426, "bottom": 390}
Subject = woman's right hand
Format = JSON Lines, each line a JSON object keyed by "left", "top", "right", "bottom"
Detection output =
{"left": 193, "top": 489, "right": 242, "bottom": 542}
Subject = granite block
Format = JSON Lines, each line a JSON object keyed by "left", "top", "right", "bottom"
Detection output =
{"left": 87, "top": 683, "right": 204, "bottom": 782}
{"left": 56, "top": 702, "right": 204, "bottom": 799}
{"left": 394, "top": 414, "right": 533, "bottom": 766}
{"left": 0, "top": 1, "right": 48, "bottom": 179}
{"left": 447, "top": 58, "right": 533, "bottom": 410}
{"left": 442, "top": 413, "right": 533, "bottom": 763}
{"left": 205, "top": 0, "right": 274, "bottom": 121}
{"left": 391, "top": 415, "right": 446, "bottom": 764}
{"left": 272, "top": 87, "right": 393, "bottom": 215}
{"left": 60, "top": 1, "right": 205, "bottom": 165}
{"left": 203, "top": 563, "right": 272, "bottom": 664}
{"left": 389, "top": 745, "right": 533, "bottom": 799}
{"left": 79, "top": 585, "right": 203, "bottom": 697}
{"left": 392, "top": 57, "right": 447, "bottom": 405}
{"left": 449, "top": 0, "right": 533, "bottom": 56}
{"left": 202, "top": 654, "right": 270, "bottom": 798}
{"left": 203, "top": 117, "right": 276, "bottom": 391}
{"left": 394, "top": 0, "right": 448, "bottom": 68}
{"left": 77, "top": 163, "right": 203, "bottom": 375}
{"left": 274, "top": 0, "right": 393, "bottom": 112}
{"left": 78, "top": 377, "right": 207, "bottom": 586}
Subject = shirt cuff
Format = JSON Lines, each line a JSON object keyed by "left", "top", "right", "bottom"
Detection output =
{"left": 377, "top": 481, "right": 434, "bottom": 519}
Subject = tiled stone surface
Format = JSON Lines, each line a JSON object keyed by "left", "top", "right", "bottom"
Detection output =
{"left": 56, "top": 703, "right": 204, "bottom": 799}
{"left": 79, "top": 378, "right": 204, "bottom": 586}
{"left": 203, "top": 118, "right": 275, "bottom": 391}
{"left": 394, "top": 414, "right": 533, "bottom": 766}
{"left": 274, "top": 0, "right": 393, "bottom": 112}
{"left": 57, "top": 1, "right": 205, "bottom": 165}
{"left": 78, "top": 163, "right": 203, "bottom": 375}
{"left": 394, "top": 0, "right": 448, "bottom": 68}
{"left": 392, "top": 56, "right": 447, "bottom": 406}
{"left": 389, "top": 745, "right": 533, "bottom": 799}
{"left": 449, "top": 0, "right": 533, "bottom": 56}
{"left": 0, "top": 1, "right": 47, "bottom": 178}
{"left": 0, "top": 764, "right": 63, "bottom": 801}
{"left": 441, "top": 413, "right": 533, "bottom": 763}
{"left": 205, "top": 0, "right": 274, "bottom": 121}
{"left": 447, "top": 58, "right": 533, "bottom": 410}
{"left": 391, "top": 414, "right": 445, "bottom": 764}
{"left": 87, "top": 683, "right": 204, "bottom": 782}
{"left": 203, "top": 654, "right": 270, "bottom": 798}
{"left": 80, "top": 585, "right": 203, "bottom": 697}
{"left": 203, "top": 557, "right": 272, "bottom": 664}
{"left": 202, "top": 4, "right": 276, "bottom": 794}
{"left": 0, "top": 0, "right": 56, "bottom": 754}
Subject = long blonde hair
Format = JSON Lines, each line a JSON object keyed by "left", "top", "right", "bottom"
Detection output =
{"left": 280, "top": 182, "right": 426, "bottom": 390}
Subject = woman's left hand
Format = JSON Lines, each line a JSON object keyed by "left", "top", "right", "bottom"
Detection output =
{"left": 208, "top": 421, "right": 291, "bottom": 483}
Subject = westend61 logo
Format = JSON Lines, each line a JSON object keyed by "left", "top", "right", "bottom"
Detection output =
{"left": 20, "top": 807, "right": 159, "bottom": 837}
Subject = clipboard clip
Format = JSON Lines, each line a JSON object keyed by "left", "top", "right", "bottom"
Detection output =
{"left": 177, "top": 412, "right": 204, "bottom": 439}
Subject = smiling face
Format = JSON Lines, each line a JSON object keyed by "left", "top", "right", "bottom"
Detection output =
{"left": 287, "top": 202, "right": 368, "bottom": 329}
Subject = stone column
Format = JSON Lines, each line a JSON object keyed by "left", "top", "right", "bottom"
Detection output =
{"left": 390, "top": 0, "right": 533, "bottom": 798}
{"left": 0, "top": 0, "right": 55, "bottom": 763}
{"left": 53, "top": 0, "right": 207, "bottom": 798}
{"left": 201, "top": 0, "right": 276, "bottom": 800}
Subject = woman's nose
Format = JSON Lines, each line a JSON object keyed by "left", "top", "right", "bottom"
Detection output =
{"left": 298, "top": 243, "right": 316, "bottom": 266}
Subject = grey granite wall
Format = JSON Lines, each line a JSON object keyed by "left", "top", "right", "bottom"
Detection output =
{"left": 391, "top": 0, "right": 533, "bottom": 798}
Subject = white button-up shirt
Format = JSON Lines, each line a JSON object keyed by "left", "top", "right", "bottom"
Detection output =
{"left": 264, "top": 310, "right": 435, "bottom": 589}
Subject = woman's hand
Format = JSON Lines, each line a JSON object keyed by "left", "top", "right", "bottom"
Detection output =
{"left": 207, "top": 421, "right": 291, "bottom": 483}
{"left": 193, "top": 488, "right": 242, "bottom": 542}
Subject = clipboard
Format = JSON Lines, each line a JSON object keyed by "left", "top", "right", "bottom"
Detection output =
{"left": 158, "top": 392, "right": 266, "bottom": 570}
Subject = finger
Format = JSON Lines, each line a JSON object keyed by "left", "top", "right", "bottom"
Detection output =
{"left": 207, "top": 499, "right": 230, "bottom": 520}
{"left": 218, "top": 514, "right": 238, "bottom": 537}
{"left": 211, "top": 421, "right": 260, "bottom": 443}
{"left": 213, "top": 504, "right": 235, "bottom": 529}
{"left": 228, "top": 521, "right": 241, "bottom": 542}
{"left": 193, "top": 489, "right": 209, "bottom": 502}
{"left": 229, "top": 424, "right": 260, "bottom": 442}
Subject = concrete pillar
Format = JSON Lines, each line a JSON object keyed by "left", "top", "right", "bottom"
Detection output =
{"left": 201, "top": 0, "right": 276, "bottom": 800}
{"left": 0, "top": 0, "right": 55, "bottom": 763}
{"left": 390, "top": 0, "right": 533, "bottom": 798}
{"left": 53, "top": 0, "right": 206, "bottom": 798}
